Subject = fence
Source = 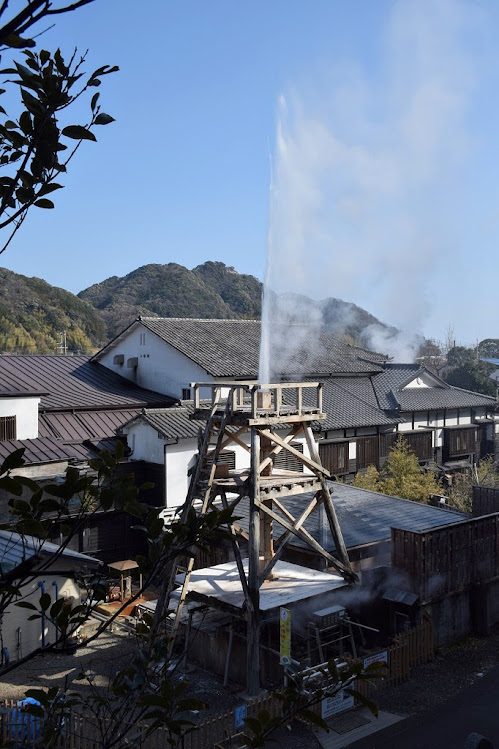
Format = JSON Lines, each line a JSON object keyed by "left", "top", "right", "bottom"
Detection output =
{"left": 0, "top": 619, "right": 434, "bottom": 749}
{"left": 473, "top": 485, "right": 499, "bottom": 517}
{"left": 392, "top": 513, "right": 499, "bottom": 601}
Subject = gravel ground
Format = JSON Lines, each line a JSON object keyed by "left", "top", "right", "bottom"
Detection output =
{"left": 374, "top": 624, "right": 499, "bottom": 717}
{"left": 1, "top": 624, "right": 498, "bottom": 747}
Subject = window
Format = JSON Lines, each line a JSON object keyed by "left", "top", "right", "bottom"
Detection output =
{"left": 139, "top": 332, "right": 146, "bottom": 345}
{"left": 217, "top": 450, "right": 236, "bottom": 469}
{"left": 182, "top": 388, "right": 191, "bottom": 400}
{"left": 381, "top": 431, "right": 432, "bottom": 461}
{"left": 0, "top": 416, "right": 16, "bottom": 441}
{"left": 357, "top": 436, "right": 379, "bottom": 469}
{"left": 444, "top": 427, "right": 476, "bottom": 458}
{"left": 274, "top": 442, "right": 304, "bottom": 472}
{"left": 319, "top": 441, "right": 349, "bottom": 474}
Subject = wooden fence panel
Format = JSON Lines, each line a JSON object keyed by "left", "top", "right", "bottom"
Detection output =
{"left": 392, "top": 514, "right": 499, "bottom": 601}
{"left": 473, "top": 486, "right": 499, "bottom": 517}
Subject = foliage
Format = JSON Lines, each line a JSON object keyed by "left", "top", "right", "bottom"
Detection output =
{"left": 478, "top": 339, "right": 499, "bottom": 359}
{"left": 0, "top": 267, "right": 106, "bottom": 353}
{"left": 446, "top": 456, "right": 499, "bottom": 513}
{"left": 444, "top": 360, "right": 496, "bottom": 397}
{"left": 238, "top": 659, "right": 386, "bottom": 748}
{"left": 0, "top": 46, "right": 117, "bottom": 252}
{"left": 352, "top": 464, "right": 380, "bottom": 492}
{"left": 0, "top": 1, "right": 116, "bottom": 253}
{"left": 353, "top": 436, "right": 441, "bottom": 503}
{"left": 415, "top": 338, "right": 445, "bottom": 371}
{"left": 446, "top": 346, "right": 475, "bottom": 368}
{"left": 77, "top": 260, "right": 395, "bottom": 342}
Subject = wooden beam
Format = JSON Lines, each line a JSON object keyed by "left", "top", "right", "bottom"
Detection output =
{"left": 259, "top": 424, "right": 303, "bottom": 474}
{"left": 259, "top": 428, "right": 331, "bottom": 478}
{"left": 220, "top": 491, "right": 251, "bottom": 602}
{"left": 221, "top": 426, "right": 250, "bottom": 452}
{"left": 247, "top": 428, "right": 261, "bottom": 695}
{"left": 255, "top": 498, "right": 352, "bottom": 577}
{"left": 303, "top": 426, "right": 355, "bottom": 581}
{"left": 259, "top": 493, "right": 320, "bottom": 583}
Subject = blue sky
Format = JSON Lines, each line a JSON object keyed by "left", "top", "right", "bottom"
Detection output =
{"left": 1, "top": 0, "right": 498, "bottom": 349}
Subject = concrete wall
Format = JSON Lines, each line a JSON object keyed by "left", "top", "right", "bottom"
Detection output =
{"left": 0, "top": 396, "right": 40, "bottom": 440}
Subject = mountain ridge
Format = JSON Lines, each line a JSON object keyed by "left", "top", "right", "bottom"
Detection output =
{"left": 0, "top": 261, "right": 395, "bottom": 354}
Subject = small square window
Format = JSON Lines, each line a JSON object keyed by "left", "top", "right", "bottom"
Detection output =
{"left": 182, "top": 388, "right": 191, "bottom": 400}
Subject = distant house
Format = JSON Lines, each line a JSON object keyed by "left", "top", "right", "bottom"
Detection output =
{"left": 0, "top": 531, "right": 100, "bottom": 663}
{"left": 93, "top": 318, "right": 498, "bottom": 510}
{"left": 0, "top": 355, "right": 175, "bottom": 479}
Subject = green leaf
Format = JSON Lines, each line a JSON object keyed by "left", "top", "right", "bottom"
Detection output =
{"left": 62, "top": 125, "right": 96, "bottom": 142}
{"left": 0, "top": 476, "right": 24, "bottom": 495}
{"left": 297, "top": 708, "right": 330, "bottom": 731}
{"left": 19, "top": 111, "right": 32, "bottom": 135}
{"left": 344, "top": 688, "right": 379, "bottom": 718}
{"left": 54, "top": 49, "right": 68, "bottom": 76}
{"left": 39, "top": 593, "right": 51, "bottom": 612}
{"left": 34, "top": 198, "right": 54, "bottom": 209}
{"left": 90, "top": 92, "right": 100, "bottom": 111}
{"left": 0, "top": 448, "right": 25, "bottom": 473}
{"left": 94, "top": 113, "right": 115, "bottom": 125}
{"left": 38, "top": 183, "right": 63, "bottom": 197}
{"left": 15, "top": 601, "right": 37, "bottom": 611}
{"left": 3, "top": 34, "right": 36, "bottom": 49}
{"left": 20, "top": 89, "right": 42, "bottom": 115}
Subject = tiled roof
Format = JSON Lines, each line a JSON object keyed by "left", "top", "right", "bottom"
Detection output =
{"left": 320, "top": 377, "right": 399, "bottom": 430}
{"left": 0, "top": 436, "right": 90, "bottom": 466}
{"left": 133, "top": 318, "right": 385, "bottom": 378}
{"left": 120, "top": 401, "right": 240, "bottom": 442}
{"left": 372, "top": 364, "right": 496, "bottom": 412}
{"left": 0, "top": 356, "right": 174, "bottom": 411}
{"left": 235, "top": 482, "right": 466, "bottom": 553}
{"left": 123, "top": 403, "right": 201, "bottom": 442}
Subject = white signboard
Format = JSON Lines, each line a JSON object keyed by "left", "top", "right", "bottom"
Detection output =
{"left": 321, "top": 689, "right": 355, "bottom": 719}
{"left": 363, "top": 651, "right": 388, "bottom": 670}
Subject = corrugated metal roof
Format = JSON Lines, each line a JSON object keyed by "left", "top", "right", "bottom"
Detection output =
{"left": 0, "top": 355, "right": 175, "bottom": 411}
{"left": 235, "top": 482, "right": 466, "bottom": 553}
{"left": 0, "top": 530, "right": 100, "bottom": 573}
{"left": 0, "top": 436, "right": 88, "bottom": 465}
{"left": 103, "top": 318, "right": 385, "bottom": 378}
{"left": 39, "top": 409, "right": 139, "bottom": 441}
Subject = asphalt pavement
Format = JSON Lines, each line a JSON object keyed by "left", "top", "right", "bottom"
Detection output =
{"left": 346, "top": 662, "right": 499, "bottom": 749}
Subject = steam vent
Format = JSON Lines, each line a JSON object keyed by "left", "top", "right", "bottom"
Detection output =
{"left": 168, "top": 381, "right": 355, "bottom": 695}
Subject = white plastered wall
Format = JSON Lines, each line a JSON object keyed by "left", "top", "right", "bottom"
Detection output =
{"left": 0, "top": 396, "right": 40, "bottom": 439}
{"left": 96, "top": 324, "right": 213, "bottom": 399}
{"left": 2, "top": 572, "right": 81, "bottom": 663}
{"left": 124, "top": 421, "right": 316, "bottom": 507}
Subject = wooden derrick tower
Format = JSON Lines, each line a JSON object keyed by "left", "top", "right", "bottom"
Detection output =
{"left": 170, "top": 381, "right": 355, "bottom": 695}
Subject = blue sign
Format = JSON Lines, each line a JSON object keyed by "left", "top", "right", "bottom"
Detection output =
{"left": 235, "top": 704, "right": 247, "bottom": 730}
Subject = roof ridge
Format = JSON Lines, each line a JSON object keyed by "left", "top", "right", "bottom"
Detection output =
{"left": 141, "top": 317, "right": 260, "bottom": 323}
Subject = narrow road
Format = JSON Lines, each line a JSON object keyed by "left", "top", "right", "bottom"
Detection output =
{"left": 347, "top": 663, "right": 499, "bottom": 748}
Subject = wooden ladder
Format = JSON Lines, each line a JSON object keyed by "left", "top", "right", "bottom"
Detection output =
{"left": 167, "top": 388, "right": 234, "bottom": 649}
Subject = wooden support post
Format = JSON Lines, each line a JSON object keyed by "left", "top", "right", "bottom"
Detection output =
{"left": 303, "top": 426, "right": 356, "bottom": 581}
{"left": 247, "top": 427, "right": 261, "bottom": 696}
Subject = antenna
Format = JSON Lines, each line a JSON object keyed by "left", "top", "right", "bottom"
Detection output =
{"left": 56, "top": 331, "right": 67, "bottom": 355}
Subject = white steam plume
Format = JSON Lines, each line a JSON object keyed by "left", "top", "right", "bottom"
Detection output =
{"left": 259, "top": 0, "right": 487, "bottom": 381}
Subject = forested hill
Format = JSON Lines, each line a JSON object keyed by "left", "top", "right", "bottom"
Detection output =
{"left": 0, "top": 268, "right": 107, "bottom": 354}
{"left": 78, "top": 261, "right": 391, "bottom": 341}
{"left": 0, "top": 261, "right": 394, "bottom": 353}
{"left": 77, "top": 261, "right": 262, "bottom": 337}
